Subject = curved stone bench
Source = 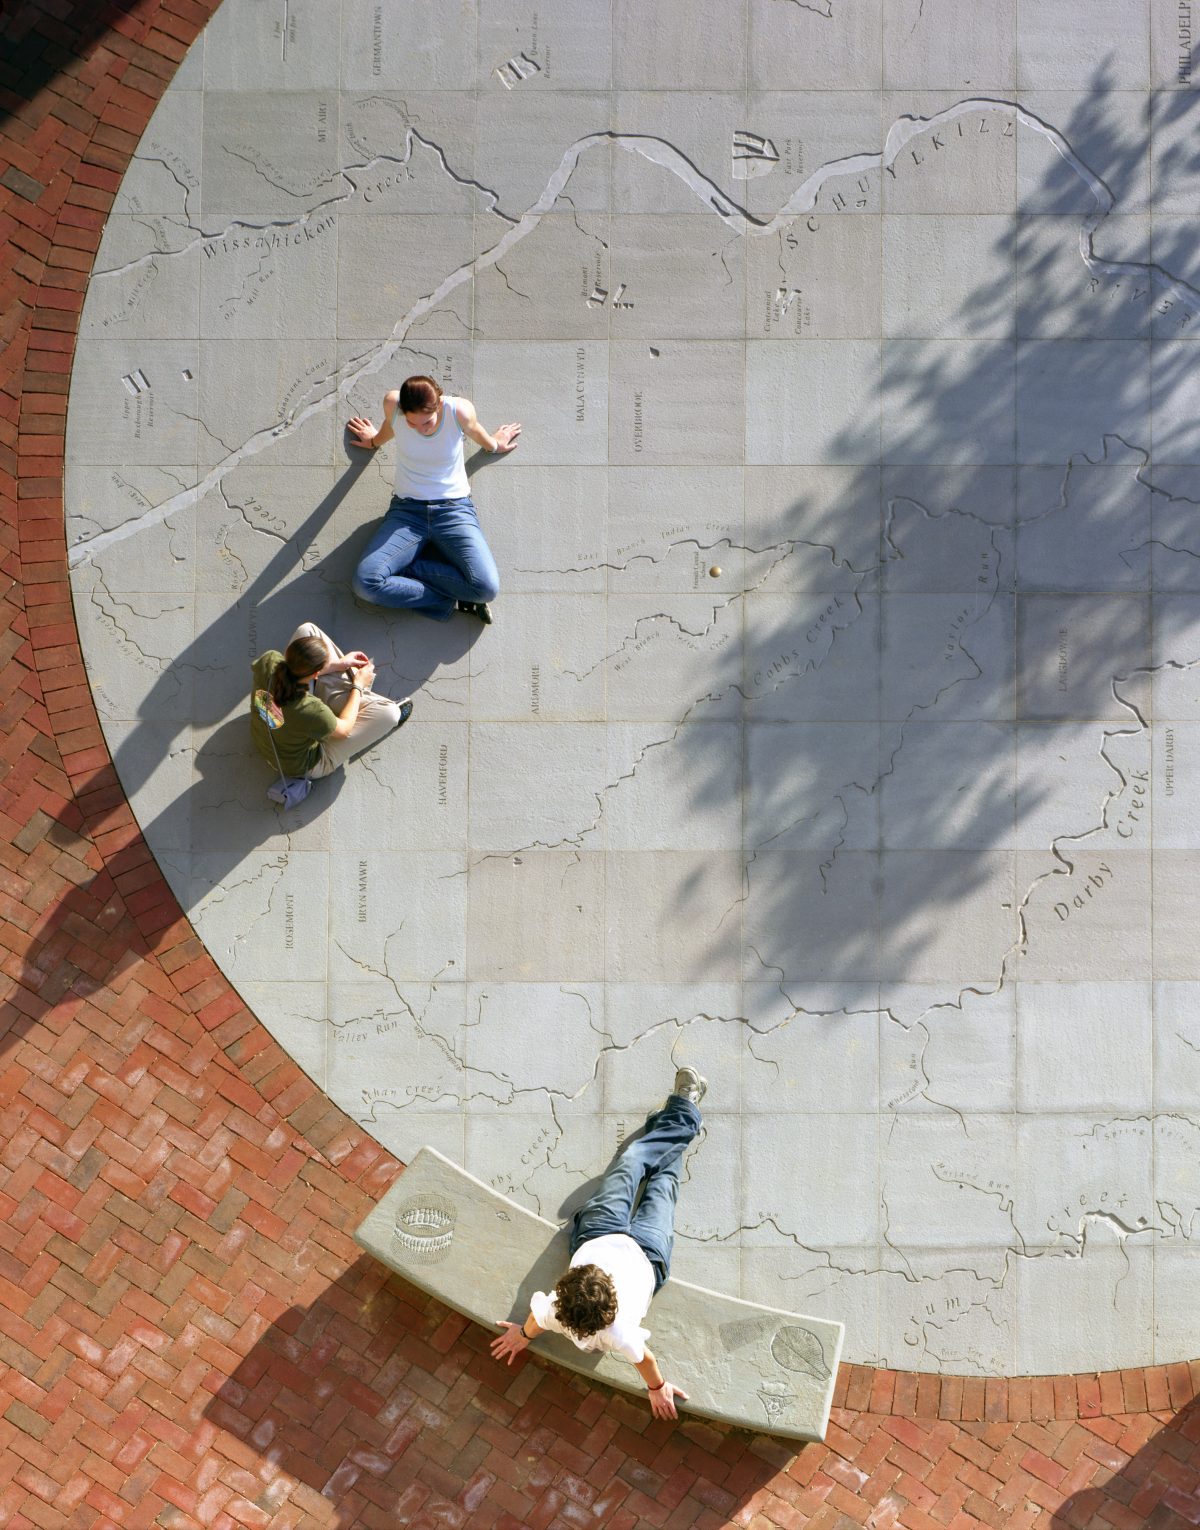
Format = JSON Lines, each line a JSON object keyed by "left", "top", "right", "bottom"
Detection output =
{"left": 354, "top": 1147, "right": 845, "bottom": 1443}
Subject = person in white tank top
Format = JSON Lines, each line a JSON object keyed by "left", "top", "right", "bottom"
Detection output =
{"left": 348, "top": 376, "right": 521, "bottom": 624}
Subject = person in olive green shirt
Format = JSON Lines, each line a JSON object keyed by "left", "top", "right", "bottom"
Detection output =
{"left": 250, "top": 622, "right": 411, "bottom": 779}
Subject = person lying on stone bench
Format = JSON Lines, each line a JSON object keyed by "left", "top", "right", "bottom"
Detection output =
{"left": 490, "top": 1066, "right": 706, "bottom": 1421}
{"left": 250, "top": 621, "right": 412, "bottom": 781}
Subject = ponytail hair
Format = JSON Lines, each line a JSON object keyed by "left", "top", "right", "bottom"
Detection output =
{"left": 270, "top": 633, "right": 328, "bottom": 708}
{"left": 399, "top": 374, "right": 443, "bottom": 414}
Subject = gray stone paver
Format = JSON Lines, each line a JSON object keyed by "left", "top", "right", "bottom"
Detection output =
{"left": 65, "top": 0, "right": 1200, "bottom": 1375}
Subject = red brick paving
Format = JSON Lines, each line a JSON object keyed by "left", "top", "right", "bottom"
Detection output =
{"left": 3, "top": 2, "right": 1200, "bottom": 1524}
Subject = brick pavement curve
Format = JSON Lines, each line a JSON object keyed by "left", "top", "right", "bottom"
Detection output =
{"left": 2, "top": 3, "right": 1200, "bottom": 1527}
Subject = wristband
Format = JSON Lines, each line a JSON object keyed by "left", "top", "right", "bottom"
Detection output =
{"left": 648, "top": 1381, "right": 665, "bottom": 1392}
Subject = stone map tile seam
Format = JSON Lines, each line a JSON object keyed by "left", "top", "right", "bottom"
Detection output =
{"left": 4, "top": 1, "right": 1200, "bottom": 1527}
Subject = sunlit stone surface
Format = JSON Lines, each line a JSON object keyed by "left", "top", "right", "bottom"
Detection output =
{"left": 66, "top": 0, "right": 1200, "bottom": 1375}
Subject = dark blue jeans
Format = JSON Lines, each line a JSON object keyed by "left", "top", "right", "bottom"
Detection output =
{"left": 569, "top": 1094, "right": 702, "bottom": 1293}
{"left": 353, "top": 495, "right": 500, "bottom": 620}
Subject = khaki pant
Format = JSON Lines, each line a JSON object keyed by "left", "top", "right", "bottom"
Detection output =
{"left": 288, "top": 623, "right": 404, "bottom": 778}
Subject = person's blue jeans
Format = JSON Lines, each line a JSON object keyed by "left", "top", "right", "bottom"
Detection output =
{"left": 569, "top": 1093, "right": 702, "bottom": 1293}
{"left": 352, "top": 495, "right": 500, "bottom": 620}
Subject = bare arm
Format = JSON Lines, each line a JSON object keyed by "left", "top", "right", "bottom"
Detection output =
{"left": 454, "top": 396, "right": 521, "bottom": 455}
{"left": 348, "top": 390, "right": 400, "bottom": 450}
{"left": 327, "top": 660, "right": 376, "bottom": 741}
{"left": 634, "top": 1346, "right": 688, "bottom": 1421}
{"left": 490, "top": 1313, "right": 543, "bottom": 1364}
{"left": 319, "top": 650, "right": 369, "bottom": 676}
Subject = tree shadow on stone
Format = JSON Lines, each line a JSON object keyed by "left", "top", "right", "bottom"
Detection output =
{"left": 675, "top": 69, "right": 1200, "bottom": 1009}
{"left": 593, "top": 70, "right": 1200, "bottom": 1362}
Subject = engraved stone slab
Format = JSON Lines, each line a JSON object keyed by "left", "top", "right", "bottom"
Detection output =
{"left": 355, "top": 1146, "right": 845, "bottom": 1442}
{"left": 68, "top": 340, "right": 200, "bottom": 466}
{"left": 746, "top": 339, "right": 881, "bottom": 465}
{"left": 338, "top": 215, "right": 474, "bottom": 339}
{"left": 198, "top": 213, "right": 339, "bottom": 341}
{"left": 883, "top": 215, "right": 1016, "bottom": 339}
{"left": 341, "top": 0, "right": 478, "bottom": 91}
{"left": 474, "top": 211, "right": 610, "bottom": 343}
{"left": 475, "top": 92, "right": 613, "bottom": 212}
{"left": 112, "top": 90, "right": 203, "bottom": 219}
{"left": 71, "top": 574, "right": 196, "bottom": 723}
{"left": 200, "top": 92, "right": 343, "bottom": 221}
{"left": 1017, "top": 91, "right": 1151, "bottom": 218}
{"left": 609, "top": 342, "right": 745, "bottom": 465}
{"left": 751, "top": 8, "right": 883, "bottom": 92}
{"left": 606, "top": 216, "right": 746, "bottom": 340}
{"left": 202, "top": 0, "right": 343, "bottom": 91}
{"left": 1016, "top": 216, "right": 1152, "bottom": 340}
{"left": 1016, "top": 340, "right": 1151, "bottom": 463}
{"left": 882, "top": 340, "right": 1016, "bottom": 465}
{"left": 66, "top": 465, "right": 196, "bottom": 594}
{"left": 604, "top": 467, "right": 744, "bottom": 594}
{"left": 735, "top": 92, "right": 884, "bottom": 222}
{"left": 195, "top": 346, "right": 340, "bottom": 468}
{"left": 881, "top": 95, "right": 1017, "bottom": 215}
{"left": 81, "top": 219, "right": 201, "bottom": 341}
{"left": 1018, "top": 0, "right": 1150, "bottom": 88}
{"left": 479, "top": 0, "right": 614, "bottom": 92}
{"left": 483, "top": 466, "right": 609, "bottom": 594}
{"left": 600, "top": 985, "right": 746, "bottom": 1112}
{"left": 883, "top": 0, "right": 1016, "bottom": 92}
{"left": 473, "top": 341, "right": 609, "bottom": 464}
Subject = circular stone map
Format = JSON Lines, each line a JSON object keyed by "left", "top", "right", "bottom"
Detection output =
{"left": 66, "top": 0, "right": 1200, "bottom": 1376}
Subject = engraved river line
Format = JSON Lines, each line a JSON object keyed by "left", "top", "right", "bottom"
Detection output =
{"left": 69, "top": 96, "right": 1198, "bottom": 567}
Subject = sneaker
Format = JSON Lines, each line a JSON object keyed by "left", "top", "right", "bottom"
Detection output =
{"left": 457, "top": 600, "right": 493, "bottom": 625}
{"left": 672, "top": 1066, "right": 707, "bottom": 1106}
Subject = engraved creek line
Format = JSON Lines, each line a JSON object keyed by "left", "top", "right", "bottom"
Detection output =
{"left": 68, "top": 95, "right": 1188, "bottom": 566}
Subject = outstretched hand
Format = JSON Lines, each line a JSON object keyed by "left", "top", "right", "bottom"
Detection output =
{"left": 347, "top": 416, "right": 377, "bottom": 449}
{"left": 648, "top": 1380, "right": 688, "bottom": 1421}
{"left": 493, "top": 422, "right": 522, "bottom": 453}
{"left": 490, "top": 1320, "right": 530, "bottom": 1365}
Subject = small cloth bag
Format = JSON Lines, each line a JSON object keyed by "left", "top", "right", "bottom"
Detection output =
{"left": 252, "top": 689, "right": 313, "bottom": 809}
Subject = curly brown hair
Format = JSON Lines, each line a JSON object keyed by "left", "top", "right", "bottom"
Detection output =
{"left": 554, "top": 1263, "right": 618, "bottom": 1339}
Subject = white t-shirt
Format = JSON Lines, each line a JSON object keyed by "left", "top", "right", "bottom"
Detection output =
{"left": 530, "top": 1234, "right": 655, "bottom": 1364}
{"left": 392, "top": 395, "right": 470, "bottom": 500}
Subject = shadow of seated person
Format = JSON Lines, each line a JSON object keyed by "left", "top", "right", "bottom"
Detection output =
{"left": 126, "top": 715, "right": 343, "bottom": 921}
